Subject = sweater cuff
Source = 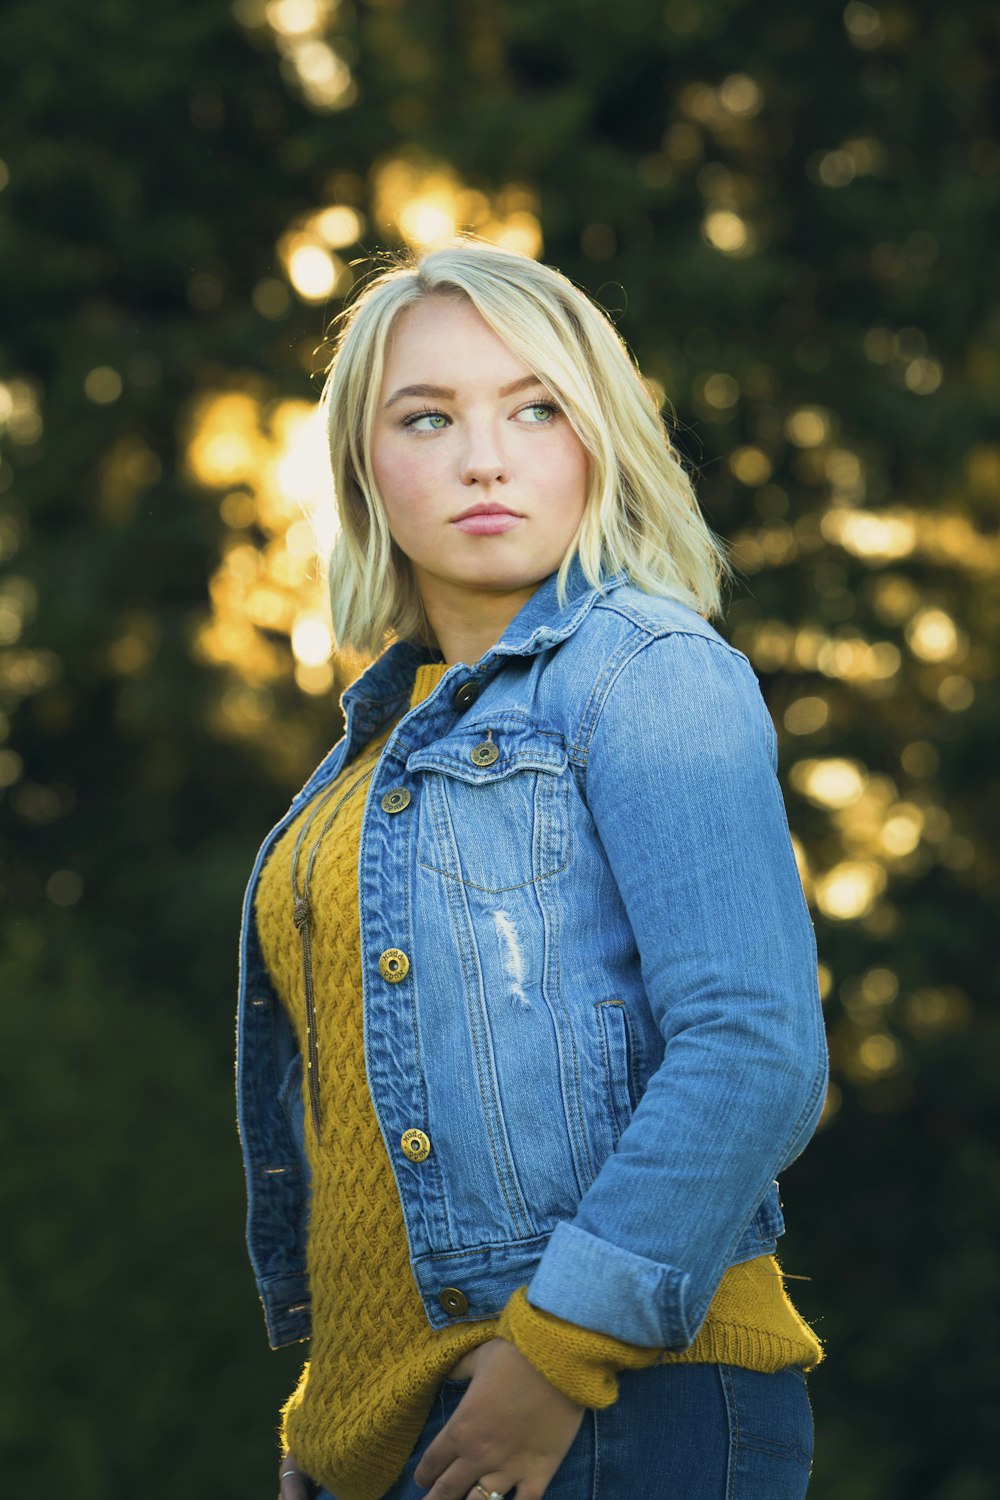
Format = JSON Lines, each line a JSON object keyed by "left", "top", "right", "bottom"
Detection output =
{"left": 496, "top": 1286, "right": 662, "bottom": 1410}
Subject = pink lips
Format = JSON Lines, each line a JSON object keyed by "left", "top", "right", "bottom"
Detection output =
{"left": 450, "top": 505, "right": 523, "bottom": 535}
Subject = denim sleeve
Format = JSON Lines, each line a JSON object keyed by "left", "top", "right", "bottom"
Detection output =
{"left": 525, "top": 630, "right": 829, "bottom": 1349}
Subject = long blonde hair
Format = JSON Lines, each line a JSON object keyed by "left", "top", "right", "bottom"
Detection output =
{"left": 320, "top": 238, "right": 735, "bottom": 657}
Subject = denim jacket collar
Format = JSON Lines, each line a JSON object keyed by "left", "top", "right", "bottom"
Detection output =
{"left": 341, "top": 555, "right": 630, "bottom": 720}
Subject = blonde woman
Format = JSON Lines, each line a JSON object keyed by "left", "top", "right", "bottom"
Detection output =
{"left": 235, "top": 239, "right": 827, "bottom": 1500}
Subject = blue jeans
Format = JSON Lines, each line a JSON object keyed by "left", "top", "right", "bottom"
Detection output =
{"left": 316, "top": 1362, "right": 814, "bottom": 1499}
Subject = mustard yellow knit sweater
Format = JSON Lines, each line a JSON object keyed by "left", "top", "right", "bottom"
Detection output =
{"left": 254, "top": 661, "right": 822, "bottom": 1500}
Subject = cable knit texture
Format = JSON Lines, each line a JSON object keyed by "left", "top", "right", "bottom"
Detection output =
{"left": 253, "top": 660, "right": 823, "bottom": 1500}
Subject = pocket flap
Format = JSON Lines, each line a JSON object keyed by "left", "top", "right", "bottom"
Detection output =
{"left": 406, "top": 721, "right": 567, "bottom": 784}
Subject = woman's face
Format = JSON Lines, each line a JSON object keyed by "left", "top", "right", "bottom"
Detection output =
{"left": 369, "top": 294, "right": 590, "bottom": 627}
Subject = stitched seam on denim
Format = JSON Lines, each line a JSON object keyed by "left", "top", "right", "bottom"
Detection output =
{"left": 546, "top": 836, "right": 596, "bottom": 1192}
{"left": 430, "top": 774, "right": 533, "bottom": 1239}
{"left": 413, "top": 1229, "right": 551, "bottom": 1262}
{"left": 593, "top": 598, "right": 751, "bottom": 665}
{"left": 570, "top": 627, "right": 653, "bottom": 767}
{"left": 719, "top": 1363, "right": 740, "bottom": 1500}
{"left": 591, "top": 1406, "right": 601, "bottom": 1500}
{"left": 736, "top": 1435, "right": 812, "bottom": 1470}
{"left": 408, "top": 750, "right": 567, "bottom": 777}
{"left": 394, "top": 776, "right": 451, "bottom": 1252}
{"left": 580, "top": 628, "right": 750, "bottom": 771}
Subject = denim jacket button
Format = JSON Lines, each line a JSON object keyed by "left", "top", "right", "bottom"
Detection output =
{"left": 453, "top": 682, "right": 480, "bottom": 711}
{"left": 378, "top": 948, "right": 410, "bottom": 982}
{"left": 381, "top": 787, "right": 411, "bottom": 813}
{"left": 400, "top": 1128, "right": 431, "bottom": 1162}
{"left": 470, "top": 738, "right": 499, "bottom": 766}
{"left": 439, "top": 1286, "right": 469, "bottom": 1316}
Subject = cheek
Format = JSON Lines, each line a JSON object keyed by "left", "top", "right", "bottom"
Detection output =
{"left": 546, "top": 435, "right": 590, "bottom": 521}
{"left": 372, "top": 443, "right": 436, "bottom": 536}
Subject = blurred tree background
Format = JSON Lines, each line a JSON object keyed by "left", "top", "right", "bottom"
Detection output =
{"left": 1, "top": 0, "right": 998, "bottom": 1494}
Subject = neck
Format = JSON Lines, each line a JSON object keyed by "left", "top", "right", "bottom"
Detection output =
{"left": 417, "top": 578, "right": 541, "bottom": 667}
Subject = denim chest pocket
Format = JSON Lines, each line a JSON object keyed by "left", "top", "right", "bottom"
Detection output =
{"left": 407, "top": 723, "right": 569, "bottom": 894}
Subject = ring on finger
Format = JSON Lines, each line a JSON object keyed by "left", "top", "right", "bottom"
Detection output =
{"left": 475, "top": 1486, "right": 505, "bottom": 1500}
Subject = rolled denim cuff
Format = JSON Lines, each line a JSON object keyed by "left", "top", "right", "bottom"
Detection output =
{"left": 526, "top": 1222, "right": 692, "bottom": 1349}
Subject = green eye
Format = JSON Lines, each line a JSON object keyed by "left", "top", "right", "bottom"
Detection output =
{"left": 521, "top": 403, "right": 556, "bottom": 423}
{"left": 404, "top": 410, "right": 449, "bottom": 431}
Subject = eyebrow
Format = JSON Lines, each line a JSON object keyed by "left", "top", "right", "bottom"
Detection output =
{"left": 382, "top": 374, "right": 546, "bottom": 410}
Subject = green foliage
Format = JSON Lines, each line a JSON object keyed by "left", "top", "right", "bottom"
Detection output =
{"left": 1, "top": 0, "right": 998, "bottom": 1495}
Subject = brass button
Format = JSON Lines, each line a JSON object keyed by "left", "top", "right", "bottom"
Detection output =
{"left": 381, "top": 787, "right": 411, "bottom": 814}
{"left": 453, "top": 681, "right": 480, "bottom": 711}
{"left": 401, "top": 1128, "right": 431, "bottom": 1162}
{"left": 439, "top": 1286, "right": 469, "bottom": 1316}
{"left": 378, "top": 948, "right": 410, "bottom": 982}
{"left": 470, "top": 738, "right": 499, "bottom": 767}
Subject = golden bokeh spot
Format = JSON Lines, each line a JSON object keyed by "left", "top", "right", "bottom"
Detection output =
{"left": 702, "top": 209, "right": 754, "bottom": 256}
{"left": 729, "top": 446, "right": 773, "bottom": 486}
{"left": 937, "top": 674, "right": 975, "bottom": 711}
{"left": 661, "top": 122, "right": 704, "bottom": 165}
{"left": 239, "top": 0, "right": 356, "bottom": 113}
{"left": 265, "top": 0, "right": 326, "bottom": 37}
{"left": 84, "top": 367, "right": 122, "bottom": 406}
{"left": 817, "top": 150, "right": 856, "bottom": 188}
{"left": 854, "top": 1032, "right": 902, "bottom": 1079}
{"left": 900, "top": 739, "right": 939, "bottom": 777}
{"left": 905, "top": 606, "right": 961, "bottom": 663}
{"left": 790, "top": 756, "right": 867, "bottom": 810}
{"left": 878, "top": 804, "right": 924, "bottom": 858}
{"left": 309, "top": 204, "right": 365, "bottom": 248}
{"left": 860, "top": 967, "right": 899, "bottom": 1005}
{"left": 871, "top": 572, "right": 919, "bottom": 623}
{"left": 843, "top": 2, "right": 886, "bottom": 49}
{"left": 822, "top": 504, "right": 917, "bottom": 561}
{"left": 903, "top": 986, "right": 971, "bottom": 1038}
{"left": 372, "top": 155, "right": 542, "bottom": 256}
{"left": 903, "top": 357, "right": 943, "bottom": 395}
{"left": 281, "top": 238, "right": 345, "bottom": 302}
{"left": 939, "top": 834, "right": 976, "bottom": 870}
{"left": 783, "top": 695, "right": 830, "bottom": 735}
{"left": 718, "top": 73, "right": 763, "bottom": 117}
{"left": 823, "top": 446, "right": 865, "bottom": 501}
{"left": 815, "top": 859, "right": 887, "bottom": 920}
{"left": 785, "top": 406, "right": 831, "bottom": 447}
{"left": 252, "top": 278, "right": 292, "bottom": 319}
{"left": 291, "top": 612, "right": 334, "bottom": 667}
{"left": 295, "top": 659, "right": 336, "bottom": 696}
{"left": 699, "top": 372, "right": 740, "bottom": 410}
{"left": 0, "top": 747, "right": 23, "bottom": 787}
{"left": 183, "top": 386, "right": 338, "bottom": 715}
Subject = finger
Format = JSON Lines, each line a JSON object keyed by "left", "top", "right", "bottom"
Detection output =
{"left": 413, "top": 1424, "right": 461, "bottom": 1489}
{"left": 422, "top": 1457, "right": 497, "bottom": 1500}
{"left": 464, "top": 1478, "right": 514, "bottom": 1500}
{"left": 277, "top": 1450, "right": 314, "bottom": 1500}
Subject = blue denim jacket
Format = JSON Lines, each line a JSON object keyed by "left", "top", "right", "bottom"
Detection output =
{"left": 235, "top": 557, "right": 828, "bottom": 1353}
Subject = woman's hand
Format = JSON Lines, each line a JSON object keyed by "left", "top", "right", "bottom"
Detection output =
{"left": 277, "top": 1450, "right": 314, "bottom": 1500}
{"left": 414, "top": 1338, "right": 585, "bottom": 1500}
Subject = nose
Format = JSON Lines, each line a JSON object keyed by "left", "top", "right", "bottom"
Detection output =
{"left": 459, "top": 419, "right": 509, "bottom": 486}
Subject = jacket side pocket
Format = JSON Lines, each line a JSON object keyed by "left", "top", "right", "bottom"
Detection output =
{"left": 595, "top": 1000, "right": 639, "bottom": 1145}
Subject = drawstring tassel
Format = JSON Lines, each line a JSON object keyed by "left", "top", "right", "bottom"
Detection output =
{"left": 293, "top": 892, "right": 323, "bottom": 1138}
